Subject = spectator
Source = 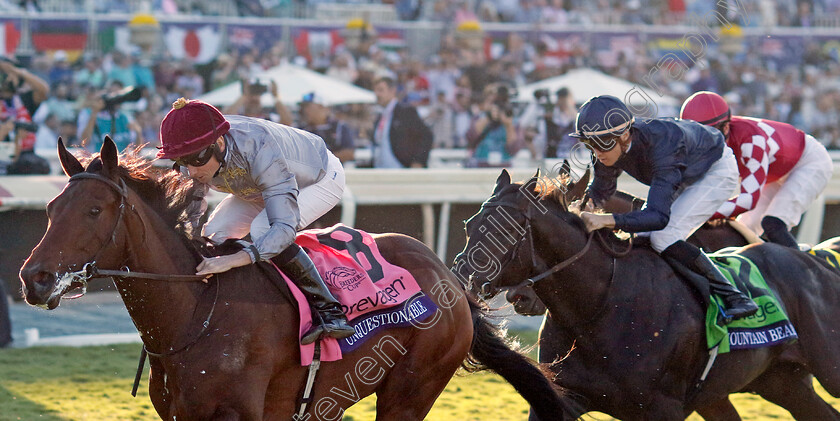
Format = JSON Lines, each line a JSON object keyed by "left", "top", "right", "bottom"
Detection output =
{"left": 465, "top": 83, "right": 523, "bottom": 167}
{"left": 34, "top": 112, "right": 59, "bottom": 151}
{"left": 59, "top": 119, "right": 79, "bottom": 147}
{"left": 74, "top": 54, "right": 106, "bottom": 89}
{"left": 370, "top": 76, "right": 433, "bottom": 168}
{"left": 426, "top": 90, "right": 456, "bottom": 148}
{"left": 106, "top": 51, "right": 137, "bottom": 88}
{"left": 33, "top": 81, "right": 75, "bottom": 124}
{"left": 452, "top": 88, "right": 475, "bottom": 148}
{"left": 211, "top": 53, "right": 238, "bottom": 89}
{"left": 175, "top": 62, "right": 205, "bottom": 97}
{"left": 47, "top": 50, "right": 74, "bottom": 86}
{"left": 223, "top": 78, "right": 293, "bottom": 125}
{"left": 297, "top": 92, "right": 356, "bottom": 163}
{"left": 0, "top": 57, "right": 50, "bottom": 175}
{"left": 326, "top": 52, "right": 358, "bottom": 85}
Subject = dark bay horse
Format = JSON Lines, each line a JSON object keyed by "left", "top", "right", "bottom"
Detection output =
{"left": 504, "top": 171, "right": 753, "bottom": 317}
{"left": 18, "top": 139, "right": 577, "bottom": 420}
{"left": 454, "top": 169, "right": 840, "bottom": 420}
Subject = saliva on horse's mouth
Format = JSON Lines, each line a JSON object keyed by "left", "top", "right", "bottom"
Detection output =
{"left": 40, "top": 270, "right": 90, "bottom": 309}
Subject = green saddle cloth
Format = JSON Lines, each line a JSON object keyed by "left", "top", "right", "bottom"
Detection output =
{"left": 705, "top": 252, "right": 798, "bottom": 354}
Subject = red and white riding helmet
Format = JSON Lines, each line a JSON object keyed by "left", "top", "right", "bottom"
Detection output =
{"left": 680, "top": 91, "right": 731, "bottom": 126}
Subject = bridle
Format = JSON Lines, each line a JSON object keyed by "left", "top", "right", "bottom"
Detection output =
{"left": 63, "top": 172, "right": 207, "bottom": 289}
{"left": 466, "top": 192, "right": 631, "bottom": 301}
{"left": 62, "top": 172, "right": 216, "bottom": 361}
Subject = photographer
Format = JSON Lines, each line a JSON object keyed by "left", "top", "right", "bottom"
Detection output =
{"left": 465, "top": 83, "right": 523, "bottom": 167}
{"left": 0, "top": 56, "right": 50, "bottom": 175}
{"left": 223, "top": 78, "right": 293, "bottom": 126}
{"left": 527, "top": 87, "right": 577, "bottom": 159}
{"left": 78, "top": 81, "right": 144, "bottom": 152}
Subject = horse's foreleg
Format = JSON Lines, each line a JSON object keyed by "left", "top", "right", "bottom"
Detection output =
{"left": 148, "top": 357, "right": 171, "bottom": 419}
{"left": 694, "top": 398, "right": 741, "bottom": 421}
{"left": 750, "top": 363, "right": 840, "bottom": 421}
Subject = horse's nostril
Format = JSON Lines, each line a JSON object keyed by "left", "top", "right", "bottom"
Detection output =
{"left": 22, "top": 270, "right": 55, "bottom": 293}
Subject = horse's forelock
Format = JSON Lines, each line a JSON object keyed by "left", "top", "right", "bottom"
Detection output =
{"left": 76, "top": 149, "right": 199, "bottom": 237}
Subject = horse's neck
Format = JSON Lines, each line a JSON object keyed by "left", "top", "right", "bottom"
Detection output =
{"left": 534, "top": 229, "right": 615, "bottom": 329}
{"left": 118, "top": 198, "right": 206, "bottom": 351}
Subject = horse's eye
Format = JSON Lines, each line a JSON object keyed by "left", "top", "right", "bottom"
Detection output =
{"left": 89, "top": 207, "right": 101, "bottom": 216}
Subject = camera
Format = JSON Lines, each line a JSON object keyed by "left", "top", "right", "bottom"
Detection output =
{"left": 493, "top": 85, "right": 515, "bottom": 120}
{"left": 534, "top": 88, "right": 554, "bottom": 114}
{"left": 102, "top": 86, "right": 143, "bottom": 110}
{"left": 246, "top": 78, "right": 268, "bottom": 96}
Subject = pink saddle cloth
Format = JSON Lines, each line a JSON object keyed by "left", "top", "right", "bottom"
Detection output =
{"left": 276, "top": 224, "right": 429, "bottom": 366}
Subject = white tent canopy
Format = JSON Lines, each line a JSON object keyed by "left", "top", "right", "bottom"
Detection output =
{"left": 197, "top": 63, "right": 376, "bottom": 108}
{"left": 516, "top": 68, "right": 680, "bottom": 115}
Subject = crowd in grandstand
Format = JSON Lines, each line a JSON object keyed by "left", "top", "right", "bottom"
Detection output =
{"left": 12, "top": 0, "right": 840, "bottom": 27}
{"left": 0, "top": 0, "right": 838, "bottom": 173}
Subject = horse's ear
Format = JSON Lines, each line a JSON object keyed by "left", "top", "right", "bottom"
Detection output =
{"left": 492, "top": 169, "right": 512, "bottom": 195}
{"left": 559, "top": 159, "right": 571, "bottom": 177}
{"left": 99, "top": 136, "right": 119, "bottom": 180}
{"left": 564, "top": 168, "right": 590, "bottom": 204}
{"left": 57, "top": 137, "right": 84, "bottom": 177}
{"left": 526, "top": 168, "right": 541, "bottom": 195}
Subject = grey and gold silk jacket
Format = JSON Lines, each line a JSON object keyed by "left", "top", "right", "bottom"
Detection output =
{"left": 209, "top": 115, "right": 331, "bottom": 261}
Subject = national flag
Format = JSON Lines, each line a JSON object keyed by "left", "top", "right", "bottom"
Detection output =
{"left": 294, "top": 29, "right": 343, "bottom": 62}
{"left": 164, "top": 25, "right": 221, "bottom": 64}
{"left": 760, "top": 38, "right": 784, "bottom": 57}
{"left": 99, "top": 23, "right": 135, "bottom": 56}
{"left": 31, "top": 19, "right": 87, "bottom": 59}
{"left": 0, "top": 21, "right": 20, "bottom": 56}
{"left": 230, "top": 27, "right": 255, "bottom": 49}
{"left": 376, "top": 31, "right": 405, "bottom": 52}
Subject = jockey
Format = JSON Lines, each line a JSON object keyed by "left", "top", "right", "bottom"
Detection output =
{"left": 571, "top": 95, "right": 758, "bottom": 321}
{"left": 680, "top": 91, "right": 834, "bottom": 249}
{"left": 157, "top": 98, "right": 355, "bottom": 344}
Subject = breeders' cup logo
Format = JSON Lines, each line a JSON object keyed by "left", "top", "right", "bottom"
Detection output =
{"left": 324, "top": 266, "right": 366, "bottom": 291}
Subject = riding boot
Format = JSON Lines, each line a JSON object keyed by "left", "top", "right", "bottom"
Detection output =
{"left": 663, "top": 241, "right": 758, "bottom": 323}
{"left": 761, "top": 216, "right": 799, "bottom": 249}
{"left": 273, "top": 244, "right": 355, "bottom": 345}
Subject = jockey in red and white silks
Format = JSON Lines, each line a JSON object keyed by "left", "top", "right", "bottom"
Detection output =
{"left": 681, "top": 91, "right": 833, "bottom": 248}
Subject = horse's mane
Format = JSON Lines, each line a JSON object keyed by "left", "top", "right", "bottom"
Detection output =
{"left": 515, "top": 176, "right": 632, "bottom": 248}
{"left": 78, "top": 147, "right": 203, "bottom": 240}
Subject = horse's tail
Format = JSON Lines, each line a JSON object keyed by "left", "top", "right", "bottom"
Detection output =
{"left": 464, "top": 296, "right": 582, "bottom": 420}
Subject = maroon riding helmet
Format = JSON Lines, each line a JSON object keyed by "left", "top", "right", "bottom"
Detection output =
{"left": 157, "top": 97, "right": 230, "bottom": 160}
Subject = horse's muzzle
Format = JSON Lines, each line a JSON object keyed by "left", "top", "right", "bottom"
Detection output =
{"left": 19, "top": 266, "right": 58, "bottom": 307}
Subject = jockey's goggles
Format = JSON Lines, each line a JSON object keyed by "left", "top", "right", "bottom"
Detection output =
{"left": 580, "top": 135, "right": 621, "bottom": 153}
{"left": 173, "top": 143, "right": 217, "bottom": 167}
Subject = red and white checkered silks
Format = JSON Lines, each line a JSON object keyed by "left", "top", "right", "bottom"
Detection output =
{"left": 712, "top": 117, "right": 807, "bottom": 219}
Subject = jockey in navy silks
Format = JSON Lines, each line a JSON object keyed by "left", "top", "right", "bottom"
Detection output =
{"left": 570, "top": 95, "right": 758, "bottom": 322}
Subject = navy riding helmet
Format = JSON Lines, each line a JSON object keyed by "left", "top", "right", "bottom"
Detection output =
{"left": 569, "top": 95, "right": 635, "bottom": 151}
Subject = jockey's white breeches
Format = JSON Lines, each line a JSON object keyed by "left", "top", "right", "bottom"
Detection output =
{"left": 641, "top": 146, "right": 740, "bottom": 253}
{"left": 737, "top": 135, "right": 833, "bottom": 234}
{"left": 202, "top": 153, "right": 345, "bottom": 242}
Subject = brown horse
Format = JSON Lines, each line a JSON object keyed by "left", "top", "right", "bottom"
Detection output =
{"left": 19, "top": 139, "right": 577, "bottom": 420}
{"left": 454, "top": 170, "right": 840, "bottom": 420}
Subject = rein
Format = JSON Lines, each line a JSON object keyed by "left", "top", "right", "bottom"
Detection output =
{"left": 66, "top": 172, "right": 218, "bottom": 395}
{"left": 511, "top": 231, "right": 596, "bottom": 290}
{"left": 66, "top": 172, "right": 207, "bottom": 284}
